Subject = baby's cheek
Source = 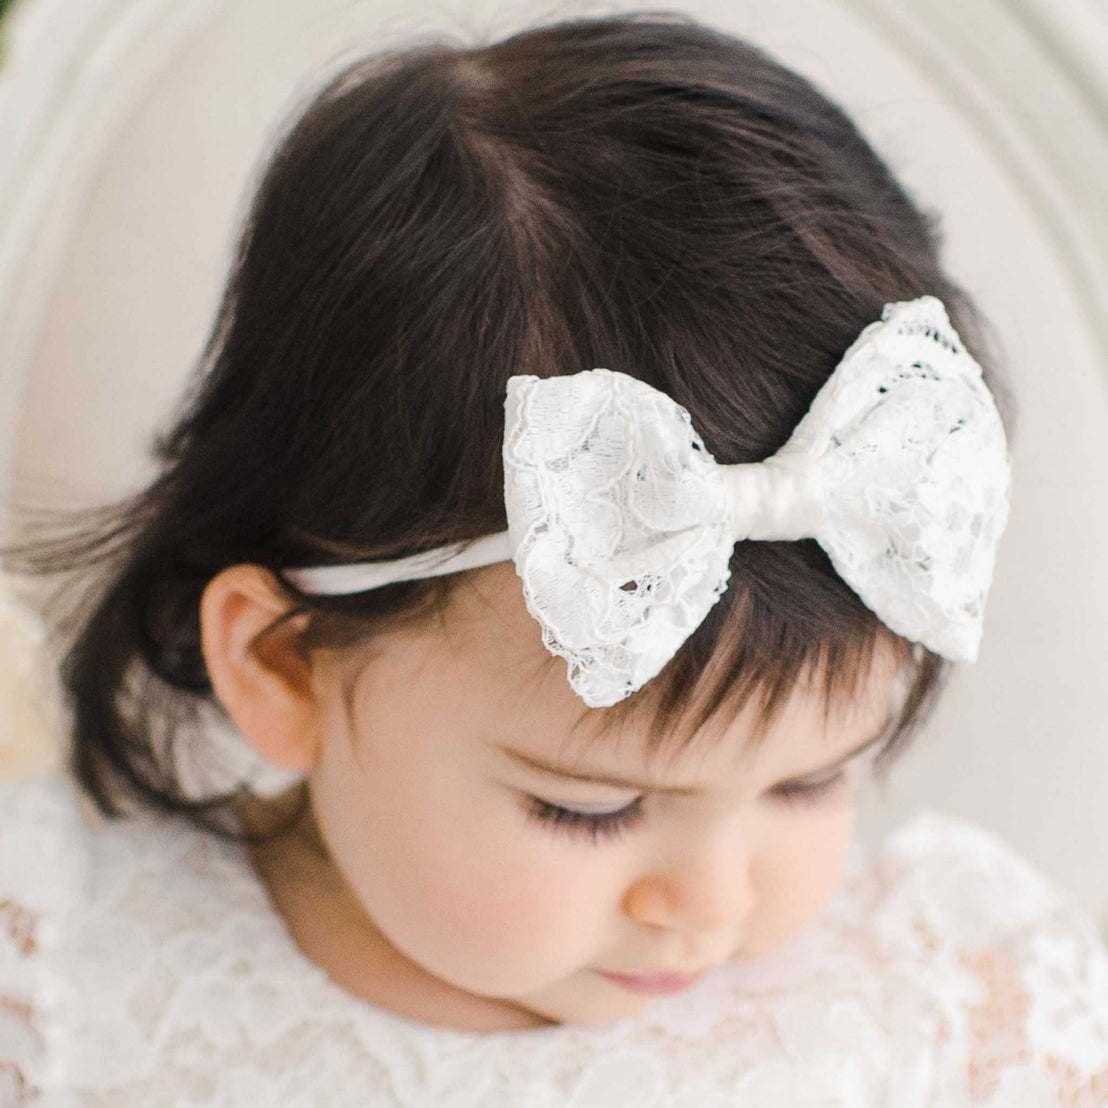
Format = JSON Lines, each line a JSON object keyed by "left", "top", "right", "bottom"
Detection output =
{"left": 400, "top": 821, "right": 601, "bottom": 979}
{"left": 745, "top": 810, "right": 855, "bottom": 958}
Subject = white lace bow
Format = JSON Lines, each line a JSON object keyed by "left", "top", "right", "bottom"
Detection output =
{"left": 286, "top": 296, "right": 1010, "bottom": 708}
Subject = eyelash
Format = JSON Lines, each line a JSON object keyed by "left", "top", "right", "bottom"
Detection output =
{"left": 525, "top": 770, "right": 851, "bottom": 844}
{"left": 526, "top": 795, "right": 646, "bottom": 844}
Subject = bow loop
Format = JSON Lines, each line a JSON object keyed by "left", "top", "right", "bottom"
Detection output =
{"left": 777, "top": 297, "right": 1010, "bottom": 661}
{"left": 504, "top": 369, "right": 734, "bottom": 707}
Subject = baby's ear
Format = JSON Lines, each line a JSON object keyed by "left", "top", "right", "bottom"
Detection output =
{"left": 200, "top": 565, "right": 321, "bottom": 773}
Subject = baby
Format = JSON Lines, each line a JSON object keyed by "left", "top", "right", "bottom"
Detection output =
{"left": 3, "top": 11, "right": 1106, "bottom": 1105}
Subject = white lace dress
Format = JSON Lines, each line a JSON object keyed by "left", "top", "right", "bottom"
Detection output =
{"left": 2, "top": 769, "right": 1107, "bottom": 1107}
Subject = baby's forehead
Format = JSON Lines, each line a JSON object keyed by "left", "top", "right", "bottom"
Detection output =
{"left": 435, "top": 562, "right": 899, "bottom": 766}
{"left": 444, "top": 562, "right": 551, "bottom": 662}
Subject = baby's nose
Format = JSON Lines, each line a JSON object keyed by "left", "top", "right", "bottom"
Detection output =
{"left": 622, "top": 833, "right": 756, "bottom": 937}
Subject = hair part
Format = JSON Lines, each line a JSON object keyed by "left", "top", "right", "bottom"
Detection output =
{"left": 8, "top": 11, "right": 1004, "bottom": 839}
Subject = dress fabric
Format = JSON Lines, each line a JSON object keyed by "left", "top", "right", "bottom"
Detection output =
{"left": 2, "top": 769, "right": 1107, "bottom": 1108}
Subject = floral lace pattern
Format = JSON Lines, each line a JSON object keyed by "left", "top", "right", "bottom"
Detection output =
{"left": 504, "top": 297, "right": 1009, "bottom": 708}
{"left": 504, "top": 366, "right": 734, "bottom": 709}
{"left": 785, "top": 296, "right": 1009, "bottom": 662}
{"left": 2, "top": 771, "right": 1107, "bottom": 1107}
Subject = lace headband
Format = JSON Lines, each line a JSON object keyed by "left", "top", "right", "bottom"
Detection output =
{"left": 284, "top": 296, "right": 1011, "bottom": 708}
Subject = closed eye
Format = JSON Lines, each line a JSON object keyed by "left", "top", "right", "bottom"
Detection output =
{"left": 524, "top": 795, "right": 645, "bottom": 843}
{"left": 772, "top": 770, "right": 851, "bottom": 806}
{"left": 524, "top": 769, "right": 850, "bottom": 844}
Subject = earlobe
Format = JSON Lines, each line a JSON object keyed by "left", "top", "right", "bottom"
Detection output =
{"left": 200, "top": 565, "right": 322, "bottom": 773}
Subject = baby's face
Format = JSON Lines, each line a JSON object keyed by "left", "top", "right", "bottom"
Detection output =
{"left": 299, "top": 562, "right": 896, "bottom": 1029}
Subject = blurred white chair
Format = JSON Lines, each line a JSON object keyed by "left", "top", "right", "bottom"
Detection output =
{"left": 2, "top": 0, "right": 1106, "bottom": 933}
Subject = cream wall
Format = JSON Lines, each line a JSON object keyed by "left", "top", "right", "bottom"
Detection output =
{"left": 1, "top": 0, "right": 1106, "bottom": 932}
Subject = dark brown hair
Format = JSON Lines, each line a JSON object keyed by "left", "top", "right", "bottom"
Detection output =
{"left": 10, "top": 12, "right": 1008, "bottom": 838}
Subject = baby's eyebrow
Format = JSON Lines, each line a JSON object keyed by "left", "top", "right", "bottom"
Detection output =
{"left": 497, "top": 722, "right": 892, "bottom": 795}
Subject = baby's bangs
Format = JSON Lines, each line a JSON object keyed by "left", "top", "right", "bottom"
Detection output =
{"left": 591, "top": 539, "right": 944, "bottom": 768}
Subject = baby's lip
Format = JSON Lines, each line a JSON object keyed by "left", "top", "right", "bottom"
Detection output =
{"left": 595, "top": 969, "right": 705, "bottom": 995}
